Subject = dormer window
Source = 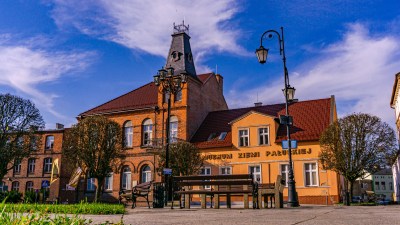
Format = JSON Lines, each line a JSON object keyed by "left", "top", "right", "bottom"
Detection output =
{"left": 207, "top": 133, "right": 217, "bottom": 141}
{"left": 219, "top": 132, "right": 227, "bottom": 140}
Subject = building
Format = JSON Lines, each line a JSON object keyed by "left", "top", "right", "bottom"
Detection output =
{"left": 372, "top": 169, "right": 394, "bottom": 201}
{"left": 390, "top": 72, "right": 400, "bottom": 202}
{"left": 191, "top": 97, "right": 341, "bottom": 205}
{"left": 1, "top": 124, "right": 65, "bottom": 202}
{"left": 352, "top": 174, "right": 373, "bottom": 201}
{"left": 1, "top": 23, "right": 341, "bottom": 205}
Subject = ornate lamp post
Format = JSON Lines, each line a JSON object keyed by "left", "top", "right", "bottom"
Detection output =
{"left": 256, "top": 27, "right": 299, "bottom": 207}
{"left": 153, "top": 66, "right": 187, "bottom": 206}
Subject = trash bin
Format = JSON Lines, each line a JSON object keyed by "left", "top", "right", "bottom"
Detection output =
{"left": 153, "top": 182, "right": 165, "bottom": 208}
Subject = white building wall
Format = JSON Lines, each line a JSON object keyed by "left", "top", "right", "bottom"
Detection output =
{"left": 393, "top": 158, "right": 400, "bottom": 202}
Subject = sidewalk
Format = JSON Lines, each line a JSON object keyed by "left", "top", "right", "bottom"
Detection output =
{"left": 81, "top": 205, "right": 400, "bottom": 225}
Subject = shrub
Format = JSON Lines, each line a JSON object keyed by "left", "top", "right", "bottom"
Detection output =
{"left": 0, "top": 191, "right": 22, "bottom": 203}
{"left": 24, "top": 191, "right": 37, "bottom": 203}
{"left": 3, "top": 202, "right": 125, "bottom": 214}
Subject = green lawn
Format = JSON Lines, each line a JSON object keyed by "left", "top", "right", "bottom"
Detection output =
{"left": 2, "top": 202, "right": 125, "bottom": 214}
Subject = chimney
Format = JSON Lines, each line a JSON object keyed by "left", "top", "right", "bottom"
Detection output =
{"left": 254, "top": 102, "right": 262, "bottom": 107}
{"left": 56, "top": 123, "right": 64, "bottom": 130}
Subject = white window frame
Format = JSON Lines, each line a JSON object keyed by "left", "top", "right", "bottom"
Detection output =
{"left": 304, "top": 162, "right": 318, "bottom": 187}
{"left": 170, "top": 116, "right": 178, "bottom": 143}
{"left": 249, "top": 165, "right": 261, "bottom": 183}
{"left": 375, "top": 181, "right": 380, "bottom": 190}
{"left": 104, "top": 173, "right": 113, "bottom": 191}
{"left": 142, "top": 119, "right": 153, "bottom": 146}
{"left": 258, "top": 127, "right": 270, "bottom": 145}
{"left": 381, "top": 181, "right": 386, "bottom": 190}
{"left": 280, "top": 164, "right": 289, "bottom": 187}
{"left": 200, "top": 167, "right": 211, "bottom": 189}
{"left": 219, "top": 166, "right": 232, "bottom": 175}
{"left": 124, "top": 121, "right": 133, "bottom": 148}
{"left": 28, "top": 158, "right": 35, "bottom": 174}
{"left": 87, "top": 177, "right": 95, "bottom": 191}
{"left": 14, "top": 159, "right": 21, "bottom": 174}
{"left": 121, "top": 167, "right": 132, "bottom": 190}
{"left": 26, "top": 181, "right": 34, "bottom": 192}
{"left": 238, "top": 128, "right": 249, "bottom": 147}
{"left": 141, "top": 165, "right": 152, "bottom": 183}
{"left": 12, "top": 181, "right": 19, "bottom": 191}
{"left": 45, "top": 136, "right": 54, "bottom": 150}
{"left": 43, "top": 158, "right": 52, "bottom": 173}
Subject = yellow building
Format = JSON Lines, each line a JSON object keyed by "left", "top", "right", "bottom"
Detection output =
{"left": 191, "top": 96, "right": 340, "bottom": 205}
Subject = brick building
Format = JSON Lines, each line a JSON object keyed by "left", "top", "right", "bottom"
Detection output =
{"left": 2, "top": 23, "right": 341, "bottom": 205}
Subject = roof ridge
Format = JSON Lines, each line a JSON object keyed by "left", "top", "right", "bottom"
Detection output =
{"left": 79, "top": 82, "right": 155, "bottom": 116}
{"left": 208, "top": 97, "right": 331, "bottom": 114}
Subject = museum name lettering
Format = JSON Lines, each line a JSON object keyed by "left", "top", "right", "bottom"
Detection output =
{"left": 205, "top": 149, "right": 312, "bottom": 160}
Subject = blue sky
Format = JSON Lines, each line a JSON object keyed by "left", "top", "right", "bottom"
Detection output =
{"left": 0, "top": 0, "right": 399, "bottom": 129}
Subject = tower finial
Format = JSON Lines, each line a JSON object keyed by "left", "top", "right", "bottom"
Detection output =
{"left": 173, "top": 21, "right": 189, "bottom": 34}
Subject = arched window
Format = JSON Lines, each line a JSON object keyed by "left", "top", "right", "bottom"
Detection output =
{"left": 121, "top": 166, "right": 131, "bottom": 190}
{"left": 142, "top": 119, "right": 153, "bottom": 146}
{"left": 123, "top": 121, "right": 133, "bottom": 148}
{"left": 169, "top": 116, "right": 178, "bottom": 143}
{"left": 12, "top": 181, "right": 19, "bottom": 191}
{"left": 26, "top": 181, "right": 34, "bottom": 192}
{"left": 43, "top": 158, "right": 52, "bottom": 173}
{"left": 141, "top": 165, "right": 152, "bottom": 183}
{"left": 45, "top": 135, "right": 54, "bottom": 150}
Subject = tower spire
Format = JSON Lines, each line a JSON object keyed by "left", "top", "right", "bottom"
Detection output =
{"left": 166, "top": 22, "right": 197, "bottom": 80}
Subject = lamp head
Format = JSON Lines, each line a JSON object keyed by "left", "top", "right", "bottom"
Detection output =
{"left": 256, "top": 45, "right": 269, "bottom": 64}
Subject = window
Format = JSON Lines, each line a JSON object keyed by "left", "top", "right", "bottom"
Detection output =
{"left": 30, "top": 136, "right": 37, "bottom": 151}
{"left": 45, "top": 136, "right": 54, "bottom": 150}
{"left": 381, "top": 182, "right": 386, "bottom": 190}
{"left": 207, "top": 133, "right": 217, "bottom": 141}
{"left": 0, "top": 181, "right": 5, "bottom": 191}
{"left": 17, "top": 137, "right": 24, "bottom": 147}
{"left": 280, "top": 164, "right": 289, "bottom": 187}
{"left": 12, "top": 181, "right": 19, "bottom": 191}
{"left": 142, "top": 119, "right": 153, "bottom": 146}
{"left": 389, "top": 182, "right": 393, "bottom": 190}
{"left": 238, "top": 129, "right": 249, "bottom": 147}
{"left": 86, "top": 175, "right": 95, "bottom": 191}
{"left": 175, "top": 90, "right": 182, "bottom": 102}
{"left": 28, "top": 158, "right": 35, "bottom": 174}
{"left": 123, "top": 121, "right": 133, "bottom": 148}
{"left": 220, "top": 166, "right": 232, "bottom": 175}
{"left": 104, "top": 173, "right": 113, "bottom": 191}
{"left": 375, "top": 181, "right": 380, "bottom": 190}
{"left": 361, "top": 183, "right": 368, "bottom": 189}
{"left": 200, "top": 167, "right": 211, "bottom": 189}
{"left": 43, "top": 158, "right": 52, "bottom": 173}
{"left": 170, "top": 116, "right": 178, "bottom": 143}
{"left": 141, "top": 165, "right": 152, "bottom": 183}
{"left": 219, "top": 132, "right": 227, "bottom": 140}
{"left": 249, "top": 165, "right": 261, "bottom": 183}
{"left": 121, "top": 166, "right": 132, "bottom": 190}
{"left": 304, "top": 163, "right": 318, "bottom": 186}
{"left": 26, "top": 181, "right": 34, "bottom": 192}
{"left": 258, "top": 127, "right": 269, "bottom": 145}
{"left": 14, "top": 159, "right": 21, "bottom": 174}
{"left": 164, "top": 91, "right": 170, "bottom": 103}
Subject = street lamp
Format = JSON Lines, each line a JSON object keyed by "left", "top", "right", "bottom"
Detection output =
{"left": 256, "top": 27, "right": 299, "bottom": 207}
{"left": 153, "top": 66, "right": 187, "bottom": 207}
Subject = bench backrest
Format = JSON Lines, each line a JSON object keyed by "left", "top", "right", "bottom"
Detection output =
{"left": 134, "top": 181, "right": 152, "bottom": 192}
{"left": 173, "top": 174, "right": 255, "bottom": 188}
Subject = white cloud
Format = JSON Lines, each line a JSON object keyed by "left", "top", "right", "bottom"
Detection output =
{"left": 49, "top": 0, "right": 247, "bottom": 73}
{"left": 0, "top": 37, "right": 95, "bottom": 121}
{"left": 227, "top": 23, "right": 400, "bottom": 126}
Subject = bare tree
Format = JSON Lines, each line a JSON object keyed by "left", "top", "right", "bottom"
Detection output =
{"left": 158, "top": 141, "right": 204, "bottom": 176}
{"left": 319, "top": 113, "right": 398, "bottom": 205}
{"left": 62, "top": 116, "right": 124, "bottom": 202}
{"left": 0, "top": 94, "right": 44, "bottom": 181}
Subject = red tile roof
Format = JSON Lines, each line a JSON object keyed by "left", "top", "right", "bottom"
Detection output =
{"left": 191, "top": 98, "right": 332, "bottom": 149}
{"left": 80, "top": 73, "right": 215, "bottom": 116}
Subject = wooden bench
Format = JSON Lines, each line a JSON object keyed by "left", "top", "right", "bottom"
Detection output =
{"left": 118, "top": 181, "right": 152, "bottom": 208}
{"left": 172, "top": 174, "right": 258, "bottom": 209}
{"left": 257, "top": 175, "right": 285, "bottom": 208}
